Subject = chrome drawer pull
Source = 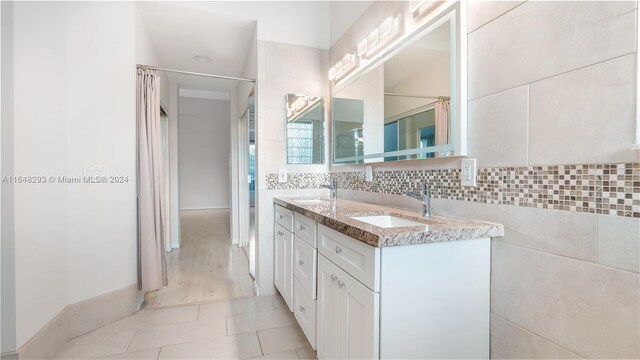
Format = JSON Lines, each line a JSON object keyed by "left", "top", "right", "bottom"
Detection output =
{"left": 337, "top": 280, "right": 346, "bottom": 288}
{"left": 299, "top": 224, "right": 306, "bottom": 231}
{"left": 298, "top": 259, "right": 304, "bottom": 266}
{"left": 331, "top": 274, "right": 338, "bottom": 282}
{"left": 278, "top": 214, "right": 284, "bottom": 219}
{"left": 299, "top": 305, "right": 305, "bottom": 312}
{"left": 335, "top": 246, "right": 343, "bottom": 254}
{"left": 277, "top": 231, "right": 284, "bottom": 236}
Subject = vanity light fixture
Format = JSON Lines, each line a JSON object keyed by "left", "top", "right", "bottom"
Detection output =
{"left": 362, "top": 14, "right": 402, "bottom": 59}
{"left": 328, "top": 52, "right": 357, "bottom": 82}
{"left": 410, "top": 1, "right": 439, "bottom": 19}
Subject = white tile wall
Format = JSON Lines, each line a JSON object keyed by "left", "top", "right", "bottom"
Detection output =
{"left": 467, "top": 85, "right": 529, "bottom": 167}
{"left": 491, "top": 241, "right": 639, "bottom": 359}
{"left": 529, "top": 54, "right": 637, "bottom": 165}
{"left": 468, "top": 1, "right": 636, "bottom": 100}
{"left": 490, "top": 314, "right": 581, "bottom": 359}
{"left": 597, "top": 215, "right": 640, "bottom": 273}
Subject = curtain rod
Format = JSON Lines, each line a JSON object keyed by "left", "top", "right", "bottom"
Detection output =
{"left": 137, "top": 64, "right": 256, "bottom": 83}
{"left": 384, "top": 93, "right": 449, "bottom": 100}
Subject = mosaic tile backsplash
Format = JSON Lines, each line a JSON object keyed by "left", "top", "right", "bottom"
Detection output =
{"left": 266, "top": 163, "right": 640, "bottom": 218}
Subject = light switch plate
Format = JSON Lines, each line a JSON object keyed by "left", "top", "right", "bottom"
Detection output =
{"left": 461, "top": 159, "right": 477, "bottom": 187}
{"left": 278, "top": 169, "right": 288, "bottom": 183}
{"left": 365, "top": 166, "right": 373, "bottom": 182}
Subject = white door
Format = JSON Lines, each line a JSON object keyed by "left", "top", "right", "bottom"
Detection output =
{"left": 317, "top": 255, "right": 346, "bottom": 360}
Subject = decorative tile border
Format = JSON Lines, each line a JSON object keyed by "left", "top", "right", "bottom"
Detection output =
{"left": 265, "top": 172, "right": 330, "bottom": 190}
{"left": 266, "top": 163, "right": 640, "bottom": 218}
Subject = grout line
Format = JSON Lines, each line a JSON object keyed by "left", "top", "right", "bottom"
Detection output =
{"left": 469, "top": 52, "right": 636, "bottom": 102}
{"left": 490, "top": 313, "right": 587, "bottom": 359}
{"left": 124, "top": 329, "right": 139, "bottom": 353}
{"left": 526, "top": 84, "right": 530, "bottom": 167}
{"left": 498, "top": 240, "right": 639, "bottom": 275}
{"left": 595, "top": 214, "right": 600, "bottom": 263}
{"left": 256, "top": 330, "right": 265, "bottom": 357}
{"left": 467, "top": 0, "right": 528, "bottom": 36}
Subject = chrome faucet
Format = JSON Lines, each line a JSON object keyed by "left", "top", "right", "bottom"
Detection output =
{"left": 321, "top": 179, "right": 338, "bottom": 200}
{"left": 404, "top": 181, "right": 431, "bottom": 218}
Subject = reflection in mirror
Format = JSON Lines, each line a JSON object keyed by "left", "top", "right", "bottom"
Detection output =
{"left": 285, "top": 94, "right": 325, "bottom": 164}
{"left": 333, "top": 11, "right": 455, "bottom": 164}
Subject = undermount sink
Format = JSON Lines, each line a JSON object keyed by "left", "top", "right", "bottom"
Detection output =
{"left": 351, "top": 215, "right": 426, "bottom": 228}
{"left": 294, "top": 198, "right": 331, "bottom": 204}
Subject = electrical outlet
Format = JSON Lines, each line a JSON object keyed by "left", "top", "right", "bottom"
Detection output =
{"left": 365, "top": 166, "right": 373, "bottom": 182}
{"left": 461, "top": 159, "right": 477, "bottom": 187}
{"left": 278, "top": 169, "right": 288, "bottom": 183}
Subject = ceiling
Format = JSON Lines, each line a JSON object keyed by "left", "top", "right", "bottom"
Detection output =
{"left": 136, "top": 1, "right": 375, "bottom": 93}
{"left": 137, "top": 2, "right": 256, "bottom": 92}
{"left": 330, "top": 1, "right": 373, "bottom": 47}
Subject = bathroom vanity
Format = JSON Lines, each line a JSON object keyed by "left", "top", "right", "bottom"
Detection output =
{"left": 273, "top": 197, "right": 503, "bottom": 359}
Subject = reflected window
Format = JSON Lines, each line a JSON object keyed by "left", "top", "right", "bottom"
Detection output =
{"left": 287, "top": 121, "right": 314, "bottom": 164}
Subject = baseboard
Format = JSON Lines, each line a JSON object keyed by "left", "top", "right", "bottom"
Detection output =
{"left": 0, "top": 352, "right": 19, "bottom": 360}
{"left": 180, "top": 206, "right": 230, "bottom": 210}
{"left": 18, "top": 284, "right": 139, "bottom": 359}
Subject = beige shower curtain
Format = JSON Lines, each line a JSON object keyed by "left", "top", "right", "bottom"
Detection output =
{"left": 435, "top": 97, "right": 450, "bottom": 146}
{"left": 137, "top": 67, "right": 168, "bottom": 291}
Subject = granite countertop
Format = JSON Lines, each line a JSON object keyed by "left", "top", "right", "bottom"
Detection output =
{"left": 274, "top": 197, "right": 504, "bottom": 248}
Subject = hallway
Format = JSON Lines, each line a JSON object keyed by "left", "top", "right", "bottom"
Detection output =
{"left": 144, "top": 209, "right": 255, "bottom": 308}
{"left": 53, "top": 209, "right": 316, "bottom": 359}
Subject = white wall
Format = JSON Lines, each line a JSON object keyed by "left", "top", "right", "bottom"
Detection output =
{"left": 255, "top": 41, "right": 329, "bottom": 295}
{"left": 1, "top": 1, "right": 17, "bottom": 354}
{"left": 178, "top": 97, "right": 231, "bottom": 209}
{"left": 10, "top": 2, "right": 138, "bottom": 348}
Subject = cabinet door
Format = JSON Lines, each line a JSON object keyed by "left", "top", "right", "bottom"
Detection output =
{"left": 343, "top": 270, "right": 379, "bottom": 360}
{"left": 318, "top": 254, "right": 379, "bottom": 360}
{"left": 317, "top": 255, "right": 344, "bottom": 360}
{"left": 274, "top": 224, "right": 294, "bottom": 311}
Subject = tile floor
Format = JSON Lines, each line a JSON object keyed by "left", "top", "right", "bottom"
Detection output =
{"left": 55, "top": 295, "right": 315, "bottom": 359}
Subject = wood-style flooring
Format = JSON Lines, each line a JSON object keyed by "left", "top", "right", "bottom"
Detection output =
{"left": 144, "top": 209, "right": 255, "bottom": 308}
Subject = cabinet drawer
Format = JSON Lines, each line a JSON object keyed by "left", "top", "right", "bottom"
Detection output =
{"left": 317, "top": 224, "right": 380, "bottom": 292}
{"left": 275, "top": 205, "right": 294, "bottom": 232}
{"left": 294, "top": 236, "right": 317, "bottom": 299}
{"left": 294, "top": 278, "right": 317, "bottom": 350}
{"left": 294, "top": 212, "right": 317, "bottom": 247}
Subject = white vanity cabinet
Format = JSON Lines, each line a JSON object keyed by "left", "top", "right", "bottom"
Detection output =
{"left": 274, "top": 201, "right": 492, "bottom": 359}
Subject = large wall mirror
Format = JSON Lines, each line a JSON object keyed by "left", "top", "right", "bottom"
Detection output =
{"left": 332, "top": 5, "right": 465, "bottom": 164}
{"left": 286, "top": 94, "right": 325, "bottom": 164}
